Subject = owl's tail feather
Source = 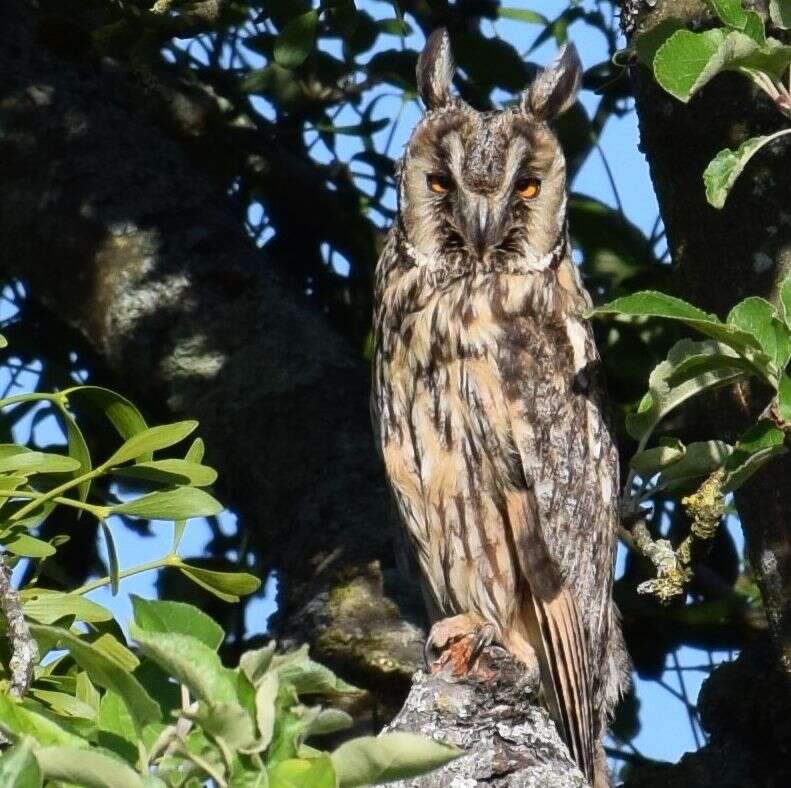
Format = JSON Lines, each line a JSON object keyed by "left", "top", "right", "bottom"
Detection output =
{"left": 504, "top": 491, "right": 595, "bottom": 784}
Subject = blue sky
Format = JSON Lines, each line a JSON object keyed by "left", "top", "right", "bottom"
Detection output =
{"left": 3, "top": 0, "right": 742, "bottom": 773}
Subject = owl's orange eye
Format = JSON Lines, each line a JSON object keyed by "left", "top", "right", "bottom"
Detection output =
{"left": 516, "top": 177, "right": 541, "bottom": 200}
{"left": 427, "top": 173, "right": 452, "bottom": 194}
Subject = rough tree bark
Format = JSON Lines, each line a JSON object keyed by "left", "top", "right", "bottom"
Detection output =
{"left": 0, "top": 2, "right": 584, "bottom": 785}
{"left": 617, "top": 0, "right": 791, "bottom": 785}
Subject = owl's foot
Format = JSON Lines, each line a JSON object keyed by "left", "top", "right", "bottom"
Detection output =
{"left": 425, "top": 614, "right": 498, "bottom": 680}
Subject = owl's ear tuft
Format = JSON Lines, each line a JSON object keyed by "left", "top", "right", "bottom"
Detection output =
{"left": 417, "top": 28, "right": 455, "bottom": 110}
{"left": 521, "top": 43, "right": 582, "bottom": 121}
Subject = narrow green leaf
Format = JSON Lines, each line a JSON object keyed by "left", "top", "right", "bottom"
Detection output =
{"left": 0, "top": 452, "right": 80, "bottom": 475}
{"left": 274, "top": 11, "right": 318, "bottom": 69}
{"left": 131, "top": 595, "right": 224, "bottom": 650}
{"left": 130, "top": 625, "right": 239, "bottom": 705}
{"left": 4, "top": 533, "right": 56, "bottom": 558}
{"left": 97, "top": 691, "right": 137, "bottom": 745}
{"left": 75, "top": 672, "right": 100, "bottom": 715}
{"left": 104, "top": 421, "right": 198, "bottom": 468}
{"left": 63, "top": 386, "right": 149, "bottom": 455}
{"left": 56, "top": 404, "right": 92, "bottom": 505}
{"left": 184, "top": 438, "right": 205, "bottom": 463}
{"left": 100, "top": 520, "right": 121, "bottom": 596}
{"left": 497, "top": 8, "right": 548, "bottom": 24}
{"left": 0, "top": 737, "right": 42, "bottom": 788}
{"left": 178, "top": 564, "right": 261, "bottom": 602}
{"left": 0, "top": 334, "right": 7, "bottom": 349}
{"left": 270, "top": 756, "right": 335, "bottom": 788}
{"left": 331, "top": 733, "right": 460, "bottom": 787}
{"left": 704, "top": 130, "right": 791, "bottom": 208}
{"left": 23, "top": 591, "right": 112, "bottom": 624}
{"left": 113, "top": 459, "right": 217, "bottom": 487}
{"left": 112, "top": 487, "right": 222, "bottom": 520}
{"left": 34, "top": 747, "right": 143, "bottom": 788}
{"left": 28, "top": 625, "right": 160, "bottom": 732}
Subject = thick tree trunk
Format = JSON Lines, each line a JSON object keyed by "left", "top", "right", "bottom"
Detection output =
{"left": 0, "top": 4, "right": 584, "bottom": 784}
{"left": 619, "top": 1, "right": 791, "bottom": 784}
{"left": 626, "top": 0, "right": 791, "bottom": 678}
{"left": 0, "top": 0, "right": 420, "bottom": 709}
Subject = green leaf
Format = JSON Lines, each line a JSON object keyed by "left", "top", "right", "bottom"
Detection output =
{"left": 778, "top": 373, "right": 791, "bottom": 422}
{"left": 75, "top": 672, "right": 100, "bottom": 715}
{"left": 727, "top": 296, "right": 791, "bottom": 369}
{"left": 188, "top": 701, "right": 256, "bottom": 750}
{"left": 131, "top": 595, "right": 224, "bottom": 650}
{"left": 704, "top": 130, "right": 791, "bottom": 208}
{"left": 100, "top": 520, "right": 120, "bottom": 596}
{"left": 636, "top": 17, "right": 686, "bottom": 67}
{"left": 64, "top": 386, "right": 149, "bottom": 455}
{"left": 771, "top": 0, "right": 791, "bottom": 28}
{"left": 31, "top": 690, "right": 96, "bottom": 720}
{"left": 28, "top": 625, "right": 160, "bottom": 732}
{"left": 253, "top": 672, "right": 278, "bottom": 750}
{"left": 56, "top": 404, "right": 92, "bottom": 505}
{"left": 23, "top": 591, "right": 112, "bottom": 624}
{"left": 112, "top": 487, "right": 222, "bottom": 520}
{"left": 270, "top": 756, "right": 336, "bottom": 788}
{"left": 723, "top": 422, "right": 787, "bottom": 490}
{"left": 240, "top": 643, "right": 276, "bottom": 686}
{"left": 308, "top": 708, "right": 353, "bottom": 737}
{"left": 104, "top": 421, "right": 198, "bottom": 468}
{"left": 630, "top": 442, "right": 686, "bottom": 476}
{"left": 780, "top": 277, "right": 791, "bottom": 330}
{"left": 0, "top": 334, "right": 7, "bottom": 349}
{"left": 97, "top": 691, "right": 137, "bottom": 745}
{"left": 658, "top": 440, "right": 733, "bottom": 490}
{"left": 331, "top": 733, "right": 460, "bottom": 787}
{"left": 178, "top": 564, "right": 261, "bottom": 602}
{"left": 666, "top": 340, "right": 754, "bottom": 385}
{"left": 0, "top": 694, "right": 87, "bottom": 748}
{"left": 497, "top": 8, "right": 548, "bottom": 24}
{"left": 114, "top": 459, "right": 217, "bottom": 487}
{"left": 130, "top": 624, "right": 238, "bottom": 706}
{"left": 0, "top": 737, "right": 42, "bottom": 788}
{"left": 0, "top": 451, "right": 80, "bottom": 474}
{"left": 272, "top": 646, "right": 364, "bottom": 698}
{"left": 35, "top": 747, "right": 144, "bottom": 788}
{"left": 274, "top": 11, "right": 318, "bottom": 69}
{"left": 4, "top": 533, "right": 56, "bottom": 558}
{"left": 624, "top": 339, "right": 748, "bottom": 440}
{"left": 589, "top": 291, "right": 774, "bottom": 378}
{"left": 707, "top": 0, "right": 753, "bottom": 29}
{"left": 653, "top": 27, "right": 791, "bottom": 102}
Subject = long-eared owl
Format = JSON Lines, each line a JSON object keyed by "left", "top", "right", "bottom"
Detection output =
{"left": 371, "top": 29, "right": 629, "bottom": 787}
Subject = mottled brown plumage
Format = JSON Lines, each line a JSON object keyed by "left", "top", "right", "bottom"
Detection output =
{"left": 371, "top": 29, "right": 629, "bottom": 786}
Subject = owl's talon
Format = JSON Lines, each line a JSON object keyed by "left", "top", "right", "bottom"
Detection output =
{"left": 424, "top": 614, "right": 499, "bottom": 680}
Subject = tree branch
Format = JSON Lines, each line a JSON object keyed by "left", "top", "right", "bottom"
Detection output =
{"left": 0, "top": 554, "right": 38, "bottom": 698}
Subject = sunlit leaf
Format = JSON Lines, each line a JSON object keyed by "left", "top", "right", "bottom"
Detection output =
{"left": 35, "top": 747, "right": 143, "bottom": 788}
{"left": 131, "top": 595, "right": 224, "bottom": 650}
{"left": 28, "top": 625, "right": 160, "bottom": 732}
{"left": 23, "top": 591, "right": 112, "bottom": 625}
{"left": 331, "top": 733, "right": 460, "bottom": 787}
{"left": 104, "top": 421, "right": 198, "bottom": 468}
{"left": 704, "top": 130, "right": 791, "bottom": 208}
{"left": 0, "top": 737, "right": 42, "bottom": 788}
{"left": 723, "top": 422, "right": 786, "bottom": 490}
{"left": 178, "top": 564, "right": 261, "bottom": 602}
{"left": 269, "top": 755, "right": 335, "bottom": 788}
{"left": 112, "top": 487, "right": 222, "bottom": 520}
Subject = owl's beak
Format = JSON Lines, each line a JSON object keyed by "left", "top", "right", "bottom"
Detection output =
{"left": 468, "top": 198, "right": 496, "bottom": 259}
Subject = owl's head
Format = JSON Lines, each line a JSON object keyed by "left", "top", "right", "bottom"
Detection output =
{"left": 396, "top": 29, "right": 582, "bottom": 275}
